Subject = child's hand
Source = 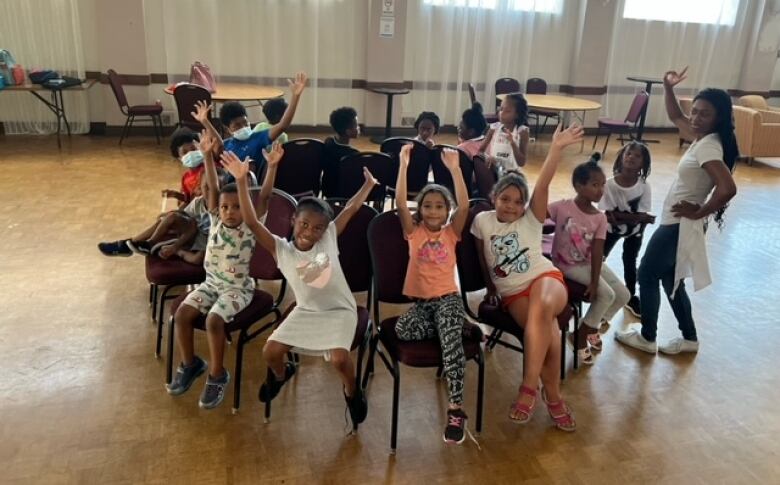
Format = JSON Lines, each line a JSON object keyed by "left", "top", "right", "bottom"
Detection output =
{"left": 161, "top": 189, "right": 185, "bottom": 201}
{"left": 399, "top": 143, "right": 412, "bottom": 166}
{"left": 663, "top": 66, "right": 688, "bottom": 88}
{"left": 551, "top": 123, "right": 584, "bottom": 149}
{"left": 441, "top": 148, "right": 460, "bottom": 172}
{"left": 221, "top": 151, "right": 252, "bottom": 180}
{"left": 641, "top": 213, "right": 657, "bottom": 224}
{"left": 159, "top": 244, "right": 176, "bottom": 259}
{"left": 288, "top": 72, "right": 308, "bottom": 97}
{"left": 191, "top": 100, "right": 212, "bottom": 125}
{"left": 425, "top": 139, "right": 434, "bottom": 149}
{"left": 363, "top": 167, "right": 378, "bottom": 187}
{"left": 263, "top": 142, "right": 284, "bottom": 167}
{"left": 584, "top": 282, "right": 599, "bottom": 302}
{"left": 199, "top": 129, "right": 216, "bottom": 155}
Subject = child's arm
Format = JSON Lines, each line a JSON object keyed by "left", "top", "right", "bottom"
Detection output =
{"left": 478, "top": 128, "right": 496, "bottom": 166}
{"left": 529, "top": 124, "right": 584, "bottom": 223}
{"left": 254, "top": 142, "right": 283, "bottom": 220}
{"left": 200, "top": 131, "right": 221, "bottom": 212}
{"left": 175, "top": 249, "right": 205, "bottom": 265}
{"left": 334, "top": 167, "right": 378, "bottom": 236}
{"left": 586, "top": 238, "right": 605, "bottom": 301}
{"left": 192, "top": 101, "right": 224, "bottom": 153}
{"left": 441, "top": 148, "right": 469, "bottom": 236}
{"left": 162, "top": 189, "right": 186, "bottom": 202}
{"left": 475, "top": 237, "right": 499, "bottom": 305}
{"left": 508, "top": 127, "right": 529, "bottom": 167}
{"left": 158, "top": 222, "right": 198, "bottom": 259}
{"left": 222, "top": 151, "right": 277, "bottom": 258}
{"left": 395, "top": 144, "right": 416, "bottom": 236}
{"left": 269, "top": 72, "right": 307, "bottom": 142}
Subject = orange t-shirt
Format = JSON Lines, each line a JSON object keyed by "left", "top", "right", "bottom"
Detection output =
{"left": 402, "top": 223, "right": 460, "bottom": 300}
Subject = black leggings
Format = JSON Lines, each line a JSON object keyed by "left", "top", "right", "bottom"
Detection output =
{"left": 603, "top": 230, "right": 643, "bottom": 297}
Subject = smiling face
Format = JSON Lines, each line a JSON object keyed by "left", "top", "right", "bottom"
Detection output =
{"left": 291, "top": 209, "right": 330, "bottom": 251}
{"left": 493, "top": 185, "right": 525, "bottom": 223}
{"left": 690, "top": 98, "right": 718, "bottom": 136}
{"left": 419, "top": 191, "right": 449, "bottom": 231}
{"left": 574, "top": 170, "right": 606, "bottom": 204}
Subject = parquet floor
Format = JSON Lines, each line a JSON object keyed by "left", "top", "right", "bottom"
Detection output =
{"left": 1, "top": 132, "right": 779, "bottom": 484}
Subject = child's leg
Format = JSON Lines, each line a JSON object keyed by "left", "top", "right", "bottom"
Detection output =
{"left": 622, "top": 232, "right": 643, "bottom": 297}
{"left": 148, "top": 212, "right": 191, "bottom": 243}
{"left": 564, "top": 264, "right": 615, "bottom": 331}
{"left": 329, "top": 348, "right": 357, "bottom": 396}
{"left": 207, "top": 289, "right": 255, "bottom": 377}
{"left": 432, "top": 295, "right": 466, "bottom": 408}
{"left": 395, "top": 302, "right": 436, "bottom": 341}
{"left": 599, "top": 265, "right": 631, "bottom": 323}
{"left": 131, "top": 217, "right": 163, "bottom": 243}
{"left": 263, "top": 340, "right": 293, "bottom": 378}
{"left": 175, "top": 282, "right": 219, "bottom": 365}
{"left": 603, "top": 230, "right": 621, "bottom": 258}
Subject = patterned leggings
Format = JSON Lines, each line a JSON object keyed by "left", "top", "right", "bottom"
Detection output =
{"left": 395, "top": 293, "right": 466, "bottom": 405}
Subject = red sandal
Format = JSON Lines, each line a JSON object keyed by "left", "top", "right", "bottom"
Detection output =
{"left": 509, "top": 385, "right": 537, "bottom": 423}
{"left": 541, "top": 388, "right": 576, "bottom": 432}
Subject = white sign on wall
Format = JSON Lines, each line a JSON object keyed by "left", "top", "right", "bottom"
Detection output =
{"left": 380, "top": 16, "right": 395, "bottom": 38}
{"left": 382, "top": 0, "right": 395, "bottom": 15}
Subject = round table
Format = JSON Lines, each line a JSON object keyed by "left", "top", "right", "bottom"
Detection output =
{"left": 367, "top": 87, "right": 410, "bottom": 144}
{"left": 164, "top": 83, "right": 284, "bottom": 102}
{"left": 626, "top": 76, "right": 665, "bottom": 143}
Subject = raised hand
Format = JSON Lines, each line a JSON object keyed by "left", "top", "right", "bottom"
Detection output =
{"left": 288, "top": 71, "right": 308, "bottom": 97}
{"left": 363, "top": 167, "right": 378, "bottom": 186}
{"left": 400, "top": 143, "right": 413, "bottom": 166}
{"left": 199, "top": 129, "right": 216, "bottom": 154}
{"left": 551, "top": 123, "right": 584, "bottom": 149}
{"left": 262, "top": 142, "right": 284, "bottom": 167}
{"left": 221, "top": 151, "right": 251, "bottom": 181}
{"left": 663, "top": 66, "right": 688, "bottom": 88}
{"left": 441, "top": 148, "right": 460, "bottom": 172}
{"left": 191, "top": 100, "right": 211, "bottom": 124}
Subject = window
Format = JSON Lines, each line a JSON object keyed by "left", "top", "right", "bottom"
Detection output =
{"left": 423, "top": 0, "right": 561, "bottom": 14}
{"left": 622, "top": 0, "right": 739, "bottom": 26}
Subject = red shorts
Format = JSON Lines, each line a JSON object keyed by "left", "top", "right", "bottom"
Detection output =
{"left": 501, "top": 270, "right": 568, "bottom": 310}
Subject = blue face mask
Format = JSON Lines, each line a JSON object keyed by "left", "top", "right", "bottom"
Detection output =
{"left": 232, "top": 126, "right": 252, "bottom": 141}
{"left": 181, "top": 150, "right": 204, "bottom": 168}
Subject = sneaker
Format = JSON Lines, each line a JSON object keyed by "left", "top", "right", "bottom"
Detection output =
{"left": 199, "top": 370, "right": 231, "bottom": 409}
{"left": 150, "top": 238, "right": 178, "bottom": 256}
{"left": 127, "top": 239, "right": 153, "bottom": 255}
{"left": 443, "top": 408, "right": 468, "bottom": 444}
{"left": 98, "top": 239, "right": 132, "bottom": 257}
{"left": 166, "top": 356, "right": 207, "bottom": 395}
{"left": 625, "top": 296, "right": 641, "bottom": 318}
{"left": 258, "top": 362, "right": 296, "bottom": 403}
{"left": 344, "top": 387, "right": 368, "bottom": 426}
{"left": 615, "top": 329, "right": 657, "bottom": 354}
{"left": 659, "top": 337, "right": 699, "bottom": 355}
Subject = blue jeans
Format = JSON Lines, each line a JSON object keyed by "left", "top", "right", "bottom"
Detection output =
{"left": 637, "top": 224, "right": 697, "bottom": 342}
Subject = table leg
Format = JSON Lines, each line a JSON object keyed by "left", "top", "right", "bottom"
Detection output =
{"left": 370, "top": 93, "right": 395, "bottom": 145}
{"left": 60, "top": 90, "right": 72, "bottom": 137}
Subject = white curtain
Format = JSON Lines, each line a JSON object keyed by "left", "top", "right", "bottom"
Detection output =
{"left": 147, "top": 0, "right": 366, "bottom": 126}
{"left": 403, "top": 0, "right": 578, "bottom": 126}
{"left": 0, "top": 0, "right": 89, "bottom": 134}
{"left": 605, "top": 0, "right": 764, "bottom": 127}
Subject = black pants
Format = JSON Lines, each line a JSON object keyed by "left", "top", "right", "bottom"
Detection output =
{"left": 603, "top": 229, "right": 643, "bottom": 297}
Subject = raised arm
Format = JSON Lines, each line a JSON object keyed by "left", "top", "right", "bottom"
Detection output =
{"left": 221, "top": 151, "right": 277, "bottom": 257}
{"left": 200, "top": 130, "right": 220, "bottom": 212}
{"left": 530, "top": 124, "right": 584, "bottom": 222}
{"left": 334, "top": 167, "right": 378, "bottom": 235}
{"left": 663, "top": 67, "right": 695, "bottom": 141}
{"left": 395, "top": 143, "right": 416, "bottom": 235}
{"left": 255, "top": 142, "right": 283, "bottom": 219}
{"left": 270, "top": 72, "right": 307, "bottom": 141}
{"left": 192, "top": 101, "right": 224, "bottom": 153}
{"left": 441, "top": 148, "right": 469, "bottom": 236}
{"left": 475, "top": 237, "right": 499, "bottom": 306}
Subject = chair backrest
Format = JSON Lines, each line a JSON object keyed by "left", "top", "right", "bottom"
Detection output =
{"left": 337, "top": 151, "right": 393, "bottom": 202}
{"left": 367, "top": 211, "right": 411, "bottom": 305}
{"left": 430, "top": 145, "right": 474, "bottom": 196}
{"left": 455, "top": 201, "right": 493, "bottom": 294}
{"left": 468, "top": 83, "right": 477, "bottom": 105}
{"left": 738, "top": 95, "right": 768, "bottom": 111}
{"left": 495, "top": 77, "right": 521, "bottom": 110}
{"left": 526, "top": 77, "right": 547, "bottom": 95}
{"left": 625, "top": 91, "right": 649, "bottom": 124}
{"left": 173, "top": 83, "right": 212, "bottom": 130}
{"left": 249, "top": 189, "right": 297, "bottom": 281}
{"left": 380, "top": 137, "right": 431, "bottom": 193}
{"left": 472, "top": 154, "right": 498, "bottom": 200}
{"left": 106, "top": 69, "right": 129, "bottom": 111}
{"left": 276, "top": 138, "right": 325, "bottom": 198}
{"left": 330, "top": 203, "right": 378, "bottom": 293}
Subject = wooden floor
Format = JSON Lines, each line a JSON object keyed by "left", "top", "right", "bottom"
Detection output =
{"left": 1, "top": 131, "right": 779, "bottom": 484}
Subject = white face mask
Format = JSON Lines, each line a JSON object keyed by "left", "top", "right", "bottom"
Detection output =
{"left": 181, "top": 150, "right": 204, "bottom": 168}
{"left": 232, "top": 126, "right": 252, "bottom": 141}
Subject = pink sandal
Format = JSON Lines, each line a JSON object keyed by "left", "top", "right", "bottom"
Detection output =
{"left": 509, "top": 385, "right": 537, "bottom": 423}
{"left": 586, "top": 333, "right": 603, "bottom": 352}
{"left": 541, "top": 388, "right": 576, "bottom": 432}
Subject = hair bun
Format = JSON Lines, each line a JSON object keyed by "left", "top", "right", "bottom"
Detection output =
{"left": 471, "top": 102, "right": 483, "bottom": 114}
{"left": 588, "top": 152, "right": 601, "bottom": 164}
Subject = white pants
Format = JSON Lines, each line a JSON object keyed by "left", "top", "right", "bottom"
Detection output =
{"left": 564, "top": 263, "right": 630, "bottom": 329}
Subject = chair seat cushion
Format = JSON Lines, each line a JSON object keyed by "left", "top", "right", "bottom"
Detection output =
{"left": 145, "top": 255, "right": 206, "bottom": 286}
{"left": 129, "top": 104, "right": 163, "bottom": 115}
{"left": 170, "top": 289, "right": 275, "bottom": 332}
{"left": 378, "top": 317, "right": 482, "bottom": 367}
{"left": 597, "top": 118, "right": 629, "bottom": 128}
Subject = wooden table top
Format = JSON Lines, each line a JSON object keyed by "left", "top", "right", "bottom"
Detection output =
{"left": 497, "top": 93, "right": 602, "bottom": 112}
{"left": 3, "top": 79, "right": 97, "bottom": 92}
{"left": 164, "top": 82, "right": 284, "bottom": 101}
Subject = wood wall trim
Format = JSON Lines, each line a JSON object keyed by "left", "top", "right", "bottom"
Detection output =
{"left": 559, "top": 84, "right": 608, "bottom": 95}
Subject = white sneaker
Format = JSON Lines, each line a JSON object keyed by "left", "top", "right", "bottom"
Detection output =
{"left": 658, "top": 337, "right": 699, "bottom": 355}
{"left": 615, "top": 329, "right": 657, "bottom": 354}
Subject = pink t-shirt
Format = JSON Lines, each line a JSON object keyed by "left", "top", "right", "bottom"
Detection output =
{"left": 457, "top": 136, "right": 484, "bottom": 158}
{"left": 402, "top": 223, "right": 460, "bottom": 299}
{"left": 548, "top": 199, "right": 607, "bottom": 271}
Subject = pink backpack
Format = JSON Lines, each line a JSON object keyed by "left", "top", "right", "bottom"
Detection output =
{"left": 189, "top": 61, "right": 216, "bottom": 93}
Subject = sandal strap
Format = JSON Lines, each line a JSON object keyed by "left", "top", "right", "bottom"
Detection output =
{"left": 519, "top": 385, "right": 537, "bottom": 397}
{"left": 546, "top": 399, "right": 576, "bottom": 428}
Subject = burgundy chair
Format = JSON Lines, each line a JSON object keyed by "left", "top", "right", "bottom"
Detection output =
{"left": 363, "top": 211, "right": 485, "bottom": 454}
{"left": 525, "top": 77, "right": 559, "bottom": 138}
{"left": 173, "top": 83, "right": 212, "bottom": 131}
{"left": 275, "top": 138, "right": 325, "bottom": 198}
{"left": 430, "top": 145, "right": 474, "bottom": 197}
{"left": 262, "top": 203, "right": 378, "bottom": 430}
{"left": 335, "top": 152, "right": 394, "bottom": 208}
{"left": 592, "top": 91, "right": 649, "bottom": 154}
{"left": 164, "top": 189, "right": 297, "bottom": 413}
{"left": 380, "top": 138, "right": 431, "bottom": 203}
{"left": 472, "top": 154, "right": 498, "bottom": 200}
{"left": 495, "top": 77, "right": 521, "bottom": 112}
{"left": 106, "top": 69, "right": 163, "bottom": 145}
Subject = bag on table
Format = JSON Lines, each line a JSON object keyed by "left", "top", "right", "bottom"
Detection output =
{"left": 189, "top": 61, "right": 216, "bottom": 93}
{"left": 29, "top": 69, "right": 59, "bottom": 84}
{"left": 0, "top": 49, "right": 16, "bottom": 85}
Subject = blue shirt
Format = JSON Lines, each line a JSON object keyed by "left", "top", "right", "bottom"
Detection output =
{"left": 223, "top": 129, "right": 272, "bottom": 181}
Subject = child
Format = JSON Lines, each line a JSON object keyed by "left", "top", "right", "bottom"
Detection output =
{"left": 599, "top": 142, "right": 655, "bottom": 318}
{"left": 192, "top": 72, "right": 307, "bottom": 177}
{"left": 471, "top": 124, "right": 583, "bottom": 431}
{"left": 165, "top": 130, "right": 276, "bottom": 410}
{"left": 395, "top": 143, "right": 471, "bottom": 444}
{"left": 414, "top": 111, "right": 440, "bottom": 148}
{"left": 222, "top": 146, "right": 375, "bottom": 428}
{"left": 479, "top": 93, "right": 529, "bottom": 171}
{"left": 253, "top": 97, "right": 290, "bottom": 145}
{"left": 322, "top": 106, "right": 360, "bottom": 197}
{"left": 457, "top": 102, "right": 487, "bottom": 158}
{"left": 162, "top": 128, "right": 205, "bottom": 205}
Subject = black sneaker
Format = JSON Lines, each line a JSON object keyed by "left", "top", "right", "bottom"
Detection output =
{"left": 626, "top": 296, "right": 641, "bottom": 318}
{"left": 98, "top": 239, "right": 132, "bottom": 257}
{"left": 199, "top": 370, "right": 231, "bottom": 409}
{"left": 127, "top": 240, "right": 153, "bottom": 255}
{"left": 344, "top": 387, "right": 368, "bottom": 426}
{"left": 166, "top": 356, "right": 207, "bottom": 395}
{"left": 258, "top": 362, "right": 296, "bottom": 403}
{"left": 443, "top": 408, "right": 468, "bottom": 444}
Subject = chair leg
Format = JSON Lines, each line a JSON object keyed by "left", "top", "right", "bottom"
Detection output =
{"left": 232, "top": 332, "right": 245, "bottom": 414}
{"left": 166, "top": 315, "right": 175, "bottom": 384}
{"left": 573, "top": 303, "right": 581, "bottom": 370}
{"left": 488, "top": 329, "right": 503, "bottom": 351}
{"left": 355, "top": 333, "right": 368, "bottom": 393}
{"left": 154, "top": 115, "right": 162, "bottom": 144}
{"left": 150, "top": 284, "right": 158, "bottom": 317}
{"left": 560, "top": 323, "right": 567, "bottom": 380}
{"left": 148, "top": 284, "right": 154, "bottom": 306}
{"left": 390, "top": 360, "right": 400, "bottom": 455}
{"left": 119, "top": 115, "right": 131, "bottom": 145}
{"left": 476, "top": 352, "right": 485, "bottom": 434}
{"left": 361, "top": 334, "right": 379, "bottom": 390}
{"left": 602, "top": 131, "right": 611, "bottom": 155}
{"left": 435, "top": 365, "right": 444, "bottom": 379}
{"left": 264, "top": 367, "right": 273, "bottom": 423}
{"left": 591, "top": 126, "right": 600, "bottom": 150}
